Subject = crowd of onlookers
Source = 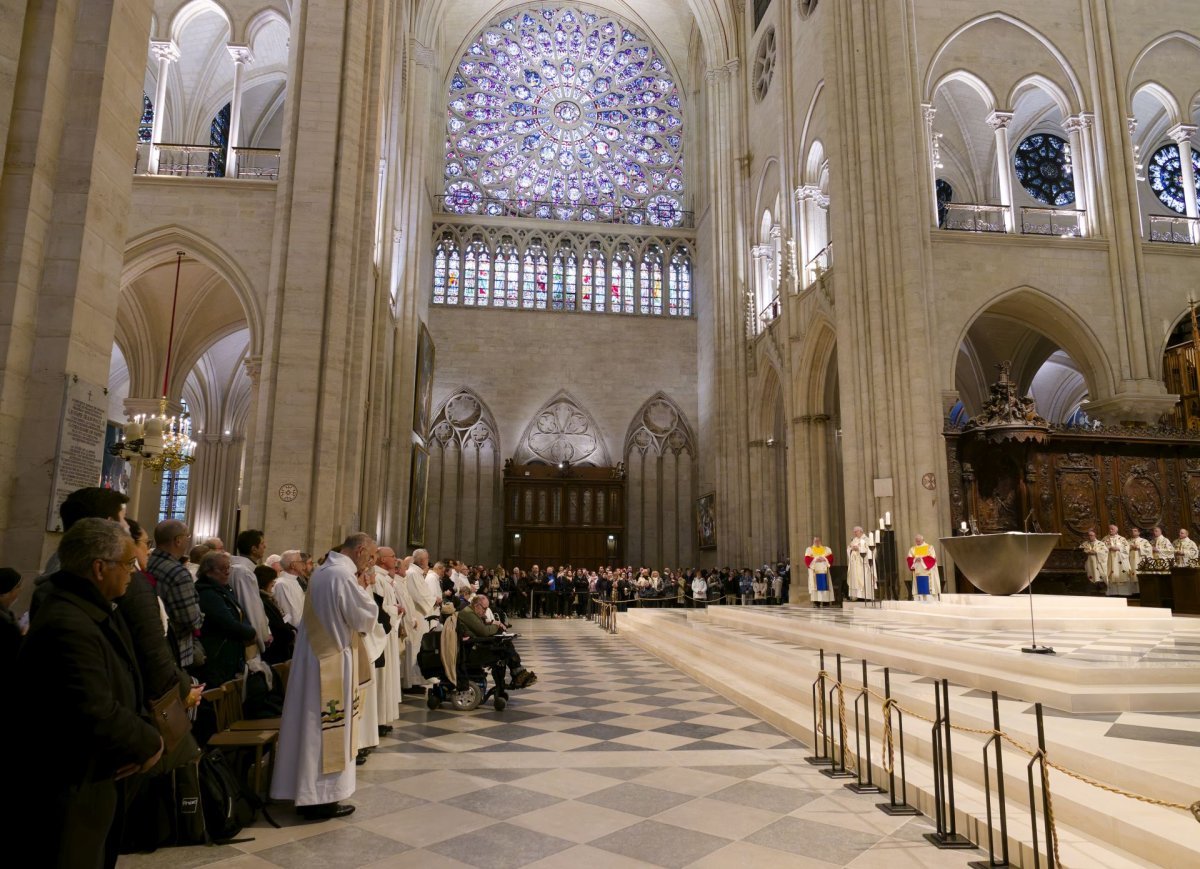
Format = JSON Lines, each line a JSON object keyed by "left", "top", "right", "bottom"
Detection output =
{"left": 452, "top": 562, "right": 793, "bottom": 616}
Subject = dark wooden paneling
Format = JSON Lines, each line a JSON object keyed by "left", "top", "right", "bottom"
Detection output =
{"left": 503, "top": 463, "right": 625, "bottom": 571}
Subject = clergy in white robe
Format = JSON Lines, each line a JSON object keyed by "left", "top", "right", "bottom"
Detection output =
{"left": 906, "top": 536, "right": 940, "bottom": 600}
{"left": 390, "top": 556, "right": 419, "bottom": 689}
{"left": 1101, "top": 526, "right": 1133, "bottom": 596}
{"left": 372, "top": 552, "right": 402, "bottom": 723}
{"left": 271, "top": 535, "right": 380, "bottom": 818}
{"left": 231, "top": 550, "right": 272, "bottom": 655}
{"left": 274, "top": 551, "right": 308, "bottom": 625}
{"left": 1175, "top": 529, "right": 1199, "bottom": 566}
{"left": 845, "top": 527, "right": 876, "bottom": 601}
{"left": 1151, "top": 527, "right": 1175, "bottom": 562}
{"left": 1128, "top": 529, "right": 1152, "bottom": 592}
{"left": 1080, "top": 531, "right": 1105, "bottom": 585}
{"left": 405, "top": 550, "right": 439, "bottom": 688}
{"left": 805, "top": 538, "right": 835, "bottom": 605}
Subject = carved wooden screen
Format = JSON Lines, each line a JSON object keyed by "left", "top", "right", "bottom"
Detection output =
{"left": 503, "top": 463, "right": 625, "bottom": 573}
{"left": 946, "top": 427, "right": 1200, "bottom": 584}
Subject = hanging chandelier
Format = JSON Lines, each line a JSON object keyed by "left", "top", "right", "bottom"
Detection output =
{"left": 108, "top": 251, "right": 196, "bottom": 482}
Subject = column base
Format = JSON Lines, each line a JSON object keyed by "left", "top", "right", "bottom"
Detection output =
{"left": 1082, "top": 391, "right": 1179, "bottom": 427}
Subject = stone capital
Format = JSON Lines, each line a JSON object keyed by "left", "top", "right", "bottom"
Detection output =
{"left": 150, "top": 40, "right": 181, "bottom": 64}
{"left": 1168, "top": 124, "right": 1198, "bottom": 147}
{"left": 1063, "top": 115, "right": 1086, "bottom": 134}
{"left": 704, "top": 58, "right": 740, "bottom": 84}
{"left": 243, "top": 355, "right": 263, "bottom": 387}
{"left": 921, "top": 102, "right": 937, "bottom": 126}
{"left": 750, "top": 243, "right": 773, "bottom": 262}
{"left": 986, "top": 110, "right": 1014, "bottom": 131}
{"left": 227, "top": 44, "right": 254, "bottom": 65}
{"left": 411, "top": 40, "right": 436, "bottom": 68}
{"left": 1082, "top": 391, "right": 1180, "bottom": 427}
{"left": 124, "top": 396, "right": 183, "bottom": 419}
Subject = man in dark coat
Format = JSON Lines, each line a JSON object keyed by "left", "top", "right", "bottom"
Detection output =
{"left": 195, "top": 551, "right": 258, "bottom": 687}
{"left": 12, "top": 519, "right": 163, "bottom": 868}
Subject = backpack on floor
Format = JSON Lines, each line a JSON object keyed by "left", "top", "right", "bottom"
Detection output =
{"left": 198, "top": 748, "right": 256, "bottom": 841}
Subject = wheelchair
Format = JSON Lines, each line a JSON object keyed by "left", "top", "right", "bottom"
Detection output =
{"left": 416, "top": 615, "right": 515, "bottom": 712}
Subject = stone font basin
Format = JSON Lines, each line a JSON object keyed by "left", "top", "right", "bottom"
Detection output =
{"left": 939, "top": 532, "right": 1061, "bottom": 595}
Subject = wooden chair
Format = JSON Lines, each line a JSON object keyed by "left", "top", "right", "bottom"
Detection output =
{"left": 205, "top": 679, "right": 279, "bottom": 800}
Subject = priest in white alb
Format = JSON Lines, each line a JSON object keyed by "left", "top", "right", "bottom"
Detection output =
{"left": 372, "top": 547, "right": 403, "bottom": 724}
{"left": 906, "top": 535, "right": 940, "bottom": 600}
{"left": 404, "top": 549, "right": 438, "bottom": 692}
{"left": 1128, "top": 527, "right": 1152, "bottom": 592}
{"left": 271, "top": 533, "right": 382, "bottom": 820}
{"left": 1175, "top": 529, "right": 1199, "bottom": 566}
{"left": 1101, "top": 525, "right": 1133, "bottom": 596}
{"left": 1080, "top": 530, "right": 1105, "bottom": 585}
{"left": 1151, "top": 526, "right": 1175, "bottom": 562}
{"left": 805, "top": 537, "right": 835, "bottom": 606}
{"left": 845, "top": 527, "right": 876, "bottom": 602}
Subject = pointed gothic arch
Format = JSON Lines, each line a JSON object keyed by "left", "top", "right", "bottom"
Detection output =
{"left": 514, "top": 390, "right": 612, "bottom": 467}
{"left": 623, "top": 393, "right": 698, "bottom": 568}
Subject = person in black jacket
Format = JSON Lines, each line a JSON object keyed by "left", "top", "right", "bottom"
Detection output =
{"left": 195, "top": 551, "right": 257, "bottom": 687}
{"left": 0, "top": 566, "right": 22, "bottom": 673}
{"left": 12, "top": 519, "right": 163, "bottom": 869}
{"left": 255, "top": 564, "right": 295, "bottom": 664}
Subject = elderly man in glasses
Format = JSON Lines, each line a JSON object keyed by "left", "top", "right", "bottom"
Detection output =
{"left": 11, "top": 518, "right": 164, "bottom": 868}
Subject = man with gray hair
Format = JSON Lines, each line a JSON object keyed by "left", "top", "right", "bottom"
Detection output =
{"left": 274, "top": 550, "right": 307, "bottom": 625}
{"left": 271, "top": 533, "right": 383, "bottom": 819}
{"left": 13, "top": 519, "right": 163, "bottom": 866}
{"left": 403, "top": 549, "right": 437, "bottom": 694}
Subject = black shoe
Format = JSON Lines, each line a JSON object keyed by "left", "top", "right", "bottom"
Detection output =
{"left": 378, "top": 725, "right": 393, "bottom": 736}
{"left": 355, "top": 749, "right": 369, "bottom": 766}
{"left": 298, "top": 802, "right": 356, "bottom": 820}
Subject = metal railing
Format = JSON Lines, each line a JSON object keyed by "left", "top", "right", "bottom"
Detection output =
{"left": 434, "top": 193, "right": 694, "bottom": 230}
{"left": 133, "top": 142, "right": 280, "bottom": 180}
{"left": 758, "top": 294, "right": 781, "bottom": 328}
{"left": 1020, "top": 206, "right": 1085, "bottom": 238}
{"left": 804, "top": 242, "right": 832, "bottom": 287}
{"left": 1148, "top": 214, "right": 1200, "bottom": 245}
{"left": 942, "top": 203, "right": 1007, "bottom": 233}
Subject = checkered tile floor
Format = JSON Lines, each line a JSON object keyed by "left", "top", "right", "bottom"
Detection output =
{"left": 119, "top": 619, "right": 983, "bottom": 869}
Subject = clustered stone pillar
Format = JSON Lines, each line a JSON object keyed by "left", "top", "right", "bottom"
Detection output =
{"left": 224, "top": 45, "right": 254, "bottom": 178}
{"left": 987, "top": 110, "right": 1016, "bottom": 232}
{"left": 1169, "top": 125, "right": 1199, "bottom": 243}
{"left": 147, "top": 39, "right": 179, "bottom": 174}
{"left": 1063, "top": 115, "right": 1090, "bottom": 236}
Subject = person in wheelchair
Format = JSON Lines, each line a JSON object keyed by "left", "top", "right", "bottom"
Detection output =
{"left": 457, "top": 594, "right": 537, "bottom": 689}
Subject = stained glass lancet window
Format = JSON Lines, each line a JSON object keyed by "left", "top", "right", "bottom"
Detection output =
{"left": 139, "top": 93, "right": 155, "bottom": 143}
{"left": 552, "top": 242, "right": 577, "bottom": 310}
{"left": 582, "top": 243, "right": 605, "bottom": 312}
{"left": 159, "top": 400, "right": 190, "bottom": 522}
{"left": 209, "top": 102, "right": 231, "bottom": 177}
{"left": 463, "top": 237, "right": 491, "bottom": 306}
{"left": 641, "top": 245, "right": 663, "bottom": 315}
{"left": 494, "top": 239, "right": 519, "bottom": 307}
{"left": 1013, "top": 133, "right": 1075, "bottom": 206}
{"left": 612, "top": 245, "right": 635, "bottom": 313}
{"left": 443, "top": 6, "right": 685, "bottom": 227}
{"left": 1147, "top": 143, "right": 1200, "bottom": 215}
{"left": 668, "top": 246, "right": 691, "bottom": 316}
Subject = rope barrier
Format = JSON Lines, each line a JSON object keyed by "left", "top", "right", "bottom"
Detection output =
{"left": 805, "top": 664, "right": 1199, "bottom": 869}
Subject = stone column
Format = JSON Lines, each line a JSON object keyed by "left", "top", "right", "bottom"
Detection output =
{"left": 224, "top": 45, "right": 254, "bottom": 178}
{"left": 147, "top": 40, "right": 179, "bottom": 174}
{"left": 0, "top": 0, "right": 155, "bottom": 574}
{"left": 1169, "top": 125, "right": 1199, "bottom": 225}
{"left": 922, "top": 103, "right": 940, "bottom": 225}
{"left": 1063, "top": 115, "right": 1090, "bottom": 236}
{"left": 189, "top": 432, "right": 244, "bottom": 542}
{"left": 987, "top": 110, "right": 1016, "bottom": 232}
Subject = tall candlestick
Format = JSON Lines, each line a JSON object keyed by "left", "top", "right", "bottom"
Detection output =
{"left": 885, "top": 511, "right": 892, "bottom": 527}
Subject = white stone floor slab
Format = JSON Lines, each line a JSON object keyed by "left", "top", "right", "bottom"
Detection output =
{"left": 118, "top": 618, "right": 984, "bottom": 869}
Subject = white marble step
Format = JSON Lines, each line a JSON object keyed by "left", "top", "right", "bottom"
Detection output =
{"left": 620, "top": 610, "right": 1199, "bottom": 869}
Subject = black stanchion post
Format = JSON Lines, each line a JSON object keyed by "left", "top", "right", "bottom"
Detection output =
{"left": 969, "top": 691, "right": 1010, "bottom": 869}
{"left": 926, "top": 679, "right": 975, "bottom": 849}
{"left": 807, "top": 649, "right": 832, "bottom": 766}
{"left": 848, "top": 659, "right": 882, "bottom": 793}
{"left": 877, "top": 667, "right": 919, "bottom": 815}
{"left": 1025, "top": 703, "right": 1055, "bottom": 869}
{"left": 822, "top": 654, "right": 856, "bottom": 779}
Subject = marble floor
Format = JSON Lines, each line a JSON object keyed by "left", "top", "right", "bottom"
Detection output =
{"left": 119, "top": 618, "right": 984, "bottom": 869}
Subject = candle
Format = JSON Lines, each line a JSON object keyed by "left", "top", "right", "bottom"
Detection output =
{"left": 885, "top": 511, "right": 892, "bottom": 526}
{"left": 878, "top": 518, "right": 885, "bottom": 530}
{"left": 960, "top": 521, "right": 968, "bottom": 533}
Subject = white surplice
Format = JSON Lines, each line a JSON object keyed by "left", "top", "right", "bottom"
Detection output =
{"left": 846, "top": 535, "right": 877, "bottom": 601}
{"left": 270, "top": 551, "right": 380, "bottom": 807}
{"left": 273, "top": 572, "right": 306, "bottom": 625}
{"left": 373, "top": 566, "right": 402, "bottom": 722}
{"left": 230, "top": 554, "right": 271, "bottom": 652}
{"left": 406, "top": 563, "right": 439, "bottom": 686}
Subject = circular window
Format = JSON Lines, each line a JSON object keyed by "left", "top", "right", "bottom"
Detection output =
{"left": 1147, "top": 143, "right": 1200, "bottom": 215}
{"left": 753, "top": 28, "right": 776, "bottom": 103}
{"left": 797, "top": 0, "right": 820, "bottom": 20}
{"left": 1013, "top": 133, "right": 1075, "bottom": 206}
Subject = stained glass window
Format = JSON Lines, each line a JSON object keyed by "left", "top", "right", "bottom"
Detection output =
{"left": 159, "top": 399, "right": 190, "bottom": 522}
{"left": 433, "top": 235, "right": 456, "bottom": 304}
{"left": 522, "top": 240, "right": 549, "bottom": 309}
{"left": 463, "top": 237, "right": 491, "bottom": 306}
{"left": 612, "top": 245, "right": 634, "bottom": 313}
{"left": 1013, "top": 133, "right": 1074, "bottom": 206}
{"left": 668, "top": 246, "right": 691, "bottom": 316}
{"left": 935, "top": 178, "right": 953, "bottom": 227}
{"left": 208, "top": 102, "right": 231, "bottom": 177}
{"left": 443, "top": 6, "right": 685, "bottom": 227}
{"left": 640, "top": 245, "right": 663, "bottom": 315}
{"left": 494, "top": 239, "right": 519, "bottom": 307}
{"left": 1147, "top": 143, "right": 1200, "bottom": 215}
{"left": 582, "top": 243, "right": 605, "bottom": 312}
{"left": 552, "top": 242, "right": 577, "bottom": 310}
{"left": 139, "top": 93, "right": 155, "bottom": 143}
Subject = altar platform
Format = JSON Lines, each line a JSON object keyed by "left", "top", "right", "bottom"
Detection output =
{"left": 622, "top": 604, "right": 1200, "bottom": 868}
{"left": 850, "top": 592, "right": 1175, "bottom": 632}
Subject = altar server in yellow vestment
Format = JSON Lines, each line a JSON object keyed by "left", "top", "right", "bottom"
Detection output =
{"left": 805, "top": 537, "right": 835, "bottom": 606}
{"left": 845, "top": 527, "right": 877, "bottom": 601}
{"left": 1101, "top": 525, "right": 1134, "bottom": 596}
{"left": 1080, "top": 530, "right": 1105, "bottom": 585}
{"left": 906, "top": 535, "right": 940, "bottom": 600}
{"left": 271, "top": 533, "right": 381, "bottom": 820}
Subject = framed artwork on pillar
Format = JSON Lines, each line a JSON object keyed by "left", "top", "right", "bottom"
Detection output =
{"left": 412, "top": 322, "right": 435, "bottom": 438}
{"left": 408, "top": 442, "right": 429, "bottom": 548}
{"left": 696, "top": 492, "right": 717, "bottom": 550}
